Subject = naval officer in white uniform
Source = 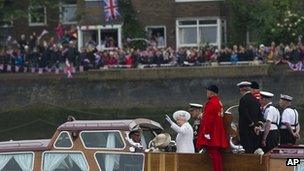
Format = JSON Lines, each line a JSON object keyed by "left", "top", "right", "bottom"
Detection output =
{"left": 259, "top": 91, "right": 280, "bottom": 153}
{"left": 166, "top": 110, "right": 195, "bottom": 153}
{"left": 279, "top": 94, "right": 300, "bottom": 144}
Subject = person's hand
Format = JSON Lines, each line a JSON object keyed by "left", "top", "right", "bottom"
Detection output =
{"left": 198, "top": 113, "right": 203, "bottom": 119}
{"left": 293, "top": 132, "right": 300, "bottom": 139}
{"left": 204, "top": 134, "right": 211, "bottom": 140}
{"left": 165, "top": 115, "right": 173, "bottom": 125}
{"left": 296, "top": 133, "right": 301, "bottom": 139}
{"left": 261, "top": 139, "right": 266, "bottom": 147}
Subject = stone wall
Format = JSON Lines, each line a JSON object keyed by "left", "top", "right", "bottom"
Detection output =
{"left": 1, "top": 65, "right": 303, "bottom": 112}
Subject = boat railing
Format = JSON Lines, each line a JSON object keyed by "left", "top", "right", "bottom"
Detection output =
{"left": 0, "top": 139, "right": 50, "bottom": 148}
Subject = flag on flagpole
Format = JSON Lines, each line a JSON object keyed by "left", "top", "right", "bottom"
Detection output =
{"left": 103, "top": 0, "right": 120, "bottom": 21}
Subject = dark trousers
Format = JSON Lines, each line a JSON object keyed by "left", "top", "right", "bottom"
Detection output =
{"left": 280, "top": 129, "right": 296, "bottom": 145}
{"left": 263, "top": 130, "right": 280, "bottom": 153}
{"left": 240, "top": 128, "right": 260, "bottom": 153}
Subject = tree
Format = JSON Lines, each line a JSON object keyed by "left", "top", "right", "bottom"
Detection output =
{"left": 227, "top": 0, "right": 304, "bottom": 45}
{"left": 118, "top": 0, "right": 146, "bottom": 49}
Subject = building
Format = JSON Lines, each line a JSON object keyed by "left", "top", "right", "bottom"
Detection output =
{"left": 1, "top": 0, "right": 226, "bottom": 50}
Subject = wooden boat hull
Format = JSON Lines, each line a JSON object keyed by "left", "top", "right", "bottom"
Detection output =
{"left": 145, "top": 152, "right": 298, "bottom": 171}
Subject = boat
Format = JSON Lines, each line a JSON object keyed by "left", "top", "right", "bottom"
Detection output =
{"left": 0, "top": 113, "right": 302, "bottom": 171}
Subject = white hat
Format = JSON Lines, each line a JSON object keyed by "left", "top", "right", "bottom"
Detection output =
{"left": 280, "top": 94, "right": 293, "bottom": 101}
{"left": 130, "top": 125, "right": 142, "bottom": 132}
{"left": 152, "top": 133, "right": 171, "bottom": 148}
{"left": 237, "top": 81, "right": 252, "bottom": 87}
{"left": 189, "top": 103, "right": 203, "bottom": 108}
{"left": 173, "top": 110, "right": 191, "bottom": 121}
{"left": 260, "top": 91, "right": 274, "bottom": 98}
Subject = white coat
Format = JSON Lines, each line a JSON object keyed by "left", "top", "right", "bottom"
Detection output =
{"left": 171, "top": 122, "right": 195, "bottom": 153}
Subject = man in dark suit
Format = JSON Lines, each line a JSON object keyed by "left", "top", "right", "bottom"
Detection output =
{"left": 237, "top": 81, "right": 263, "bottom": 153}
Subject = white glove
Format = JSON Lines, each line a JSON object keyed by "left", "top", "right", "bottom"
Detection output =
{"left": 165, "top": 115, "right": 173, "bottom": 125}
{"left": 204, "top": 134, "right": 211, "bottom": 140}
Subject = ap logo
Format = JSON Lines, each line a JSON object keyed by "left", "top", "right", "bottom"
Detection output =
{"left": 286, "top": 158, "right": 300, "bottom": 166}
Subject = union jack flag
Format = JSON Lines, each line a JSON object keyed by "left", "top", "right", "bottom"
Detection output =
{"left": 103, "top": 0, "right": 120, "bottom": 21}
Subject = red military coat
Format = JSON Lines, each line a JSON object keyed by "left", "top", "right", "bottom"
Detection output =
{"left": 196, "top": 95, "right": 229, "bottom": 149}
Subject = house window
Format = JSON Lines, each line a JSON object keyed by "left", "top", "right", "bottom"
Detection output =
{"left": 95, "top": 152, "right": 144, "bottom": 171}
{"left": 28, "top": 6, "right": 47, "bottom": 26}
{"left": 80, "top": 131, "right": 125, "bottom": 149}
{"left": 82, "top": 30, "right": 98, "bottom": 46}
{"left": 54, "top": 131, "right": 73, "bottom": 149}
{"left": 176, "top": 18, "right": 220, "bottom": 48}
{"left": 100, "top": 29, "right": 119, "bottom": 48}
{"left": 199, "top": 26, "right": 217, "bottom": 44}
{"left": 60, "top": 0, "right": 77, "bottom": 24}
{"left": 78, "top": 25, "right": 122, "bottom": 50}
{"left": 42, "top": 151, "right": 89, "bottom": 171}
{"left": 146, "top": 26, "right": 166, "bottom": 48}
{"left": 0, "top": 152, "right": 34, "bottom": 171}
{"left": 178, "top": 27, "right": 197, "bottom": 45}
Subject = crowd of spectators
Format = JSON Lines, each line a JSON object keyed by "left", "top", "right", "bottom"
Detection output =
{"left": 1, "top": 30, "right": 304, "bottom": 74}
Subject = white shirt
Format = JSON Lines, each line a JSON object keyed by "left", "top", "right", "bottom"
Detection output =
{"left": 171, "top": 122, "right": 195, "bottom": 153}
{"left": 280, "top": 108, "right": 299, "bottom": 129}
{"left": 262, "top": 103, "right": 280, "bottom": 130}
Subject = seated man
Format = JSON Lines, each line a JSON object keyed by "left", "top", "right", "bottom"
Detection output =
{"left": 127, "top": 125, "right": 144, "bottom": 152}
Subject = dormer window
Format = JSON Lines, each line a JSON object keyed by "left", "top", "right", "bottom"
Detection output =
{"left": 54, "top": 131, "right": 73, "bottom": 149}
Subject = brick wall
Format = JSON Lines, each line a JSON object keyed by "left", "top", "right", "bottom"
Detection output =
{"left": 4, "top": 0, "right": 226, "bottom": 47}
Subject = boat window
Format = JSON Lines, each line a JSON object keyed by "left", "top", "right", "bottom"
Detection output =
{"left": 296, "top": 159, "right": 304, "bottom": 171}
{"left": 42, "top": 152, "right": 89, "bottom": 171}
{"left": 95, "top": 152, "right": 144, "bottom": 171}
{"left": 0, "top": 152, "right": 34, "bottom": 171}
{"left": 54, "top": 131, "right": 73, "bottom": 149}
{"left": 80, "top": 131, "right": 125, "bottom": 149}
{"left": 142, "top": 131, "right": 156, "bottom": 148}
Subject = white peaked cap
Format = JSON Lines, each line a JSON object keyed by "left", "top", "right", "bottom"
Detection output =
{"left": 237, "top": 81, "right": 252, "bottom": 87}
{"left": 260, "top": 91, "right": 274, "bottom": 98}
{"left": 280, "top": 94, "right": 293, "bottom": 101}
{"left": 189, "top": 103, "right": 203, "bottom": 108}
{"left": 173, "top": 110, "right": 191, "bottom": 121}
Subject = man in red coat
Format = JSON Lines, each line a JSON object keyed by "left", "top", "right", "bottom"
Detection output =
{"left": 196, "top": 85, "right": 228, "bottom": 171}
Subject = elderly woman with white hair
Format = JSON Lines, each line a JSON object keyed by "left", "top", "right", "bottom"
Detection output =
{"left": 165, "top": 110, "right": 195, "bottom": 153}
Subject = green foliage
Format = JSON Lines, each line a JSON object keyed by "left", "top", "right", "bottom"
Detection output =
{"left": 227, "top": 0, "right": 304, "bottom": 45}
{"left": 118, "top": 0, "right": 146, "bottom": 49}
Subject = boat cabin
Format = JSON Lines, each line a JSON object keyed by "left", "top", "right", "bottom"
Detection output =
{"left": 0, "top": 118, "right": 162, "bottom": 171}
{"left": 0, "top": 116, "right": 302, "bottom": 171}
